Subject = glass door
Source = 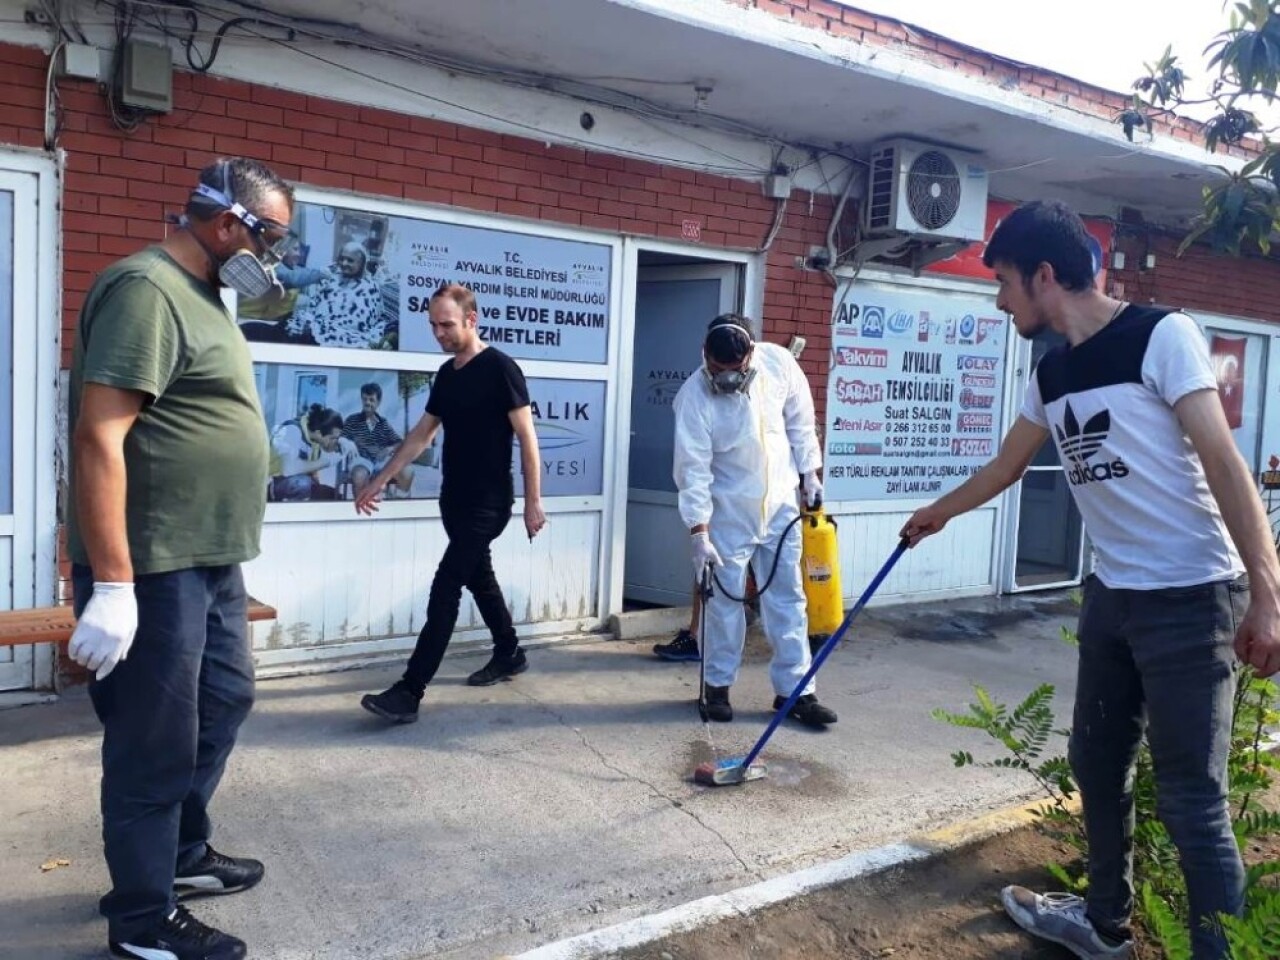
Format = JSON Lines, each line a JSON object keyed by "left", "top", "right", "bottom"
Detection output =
{"left": 1009, "top": 331, "right": 1086, "bottom": 590}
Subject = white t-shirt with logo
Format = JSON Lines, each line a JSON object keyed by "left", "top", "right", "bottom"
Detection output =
{"left": 1020, "top": 305, "right": 1242, "bottom": 589}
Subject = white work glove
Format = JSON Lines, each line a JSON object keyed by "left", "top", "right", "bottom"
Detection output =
{"left": 68, "top": 583, "right": 138, "bottom": 681}
{"left": 802, "top": 469, "right": 823, "bottom": 509}
{"left": 690, "top": 531, "right": 723, "bottom": 580}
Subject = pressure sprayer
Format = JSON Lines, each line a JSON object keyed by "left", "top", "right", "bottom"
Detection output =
{"left": 709, "top": 498, "right": 844, "bottom": 648}
{"left": 799, "top": 501, "right": 843, "bottom": 651}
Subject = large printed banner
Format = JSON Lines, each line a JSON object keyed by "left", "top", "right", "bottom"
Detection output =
{"left": 254, "top": 362, "right": 606, "bottom": 501}
{"left": 239, "top": 201, "right": 612, "bottom": 363}
{"left": 824, "top": 284, "right": 1008, "bottom": 501}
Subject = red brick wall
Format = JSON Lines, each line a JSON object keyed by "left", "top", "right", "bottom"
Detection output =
{"left": 1109, "top": 230, "right": 1280, "bottom": 324}
{"left": 0, "top": 43, "right": 834, "bottom": 404}
{"left": 730, "top": 0, "right": 1247, "bottom": 155}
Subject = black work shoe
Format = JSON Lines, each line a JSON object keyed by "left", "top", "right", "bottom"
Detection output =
{"left": 704, "top": 684, "right": 733, "bottom": 722}
{"left": 467, "top": 647, "right": 529, "bottom": 686}
{"left": 174, "top": 846, "right": 264, "bottom": 900}
{"left": 775, "top": 693, "right": 838, "bottom": 728}
{"left": 361, "top": 680, "right": 422, "bottom": 723}
{"left": 653, "top": 629, "right": 701, "bottom": 662}
{"left": 109, "top": 904, "right": 246, "bottom": 960}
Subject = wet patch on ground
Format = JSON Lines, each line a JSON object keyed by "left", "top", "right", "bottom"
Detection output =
{"left": 681, "top": 738, "right": 848, "bottom": 799}
{"left": 868, "top": 590, "right": 1079, "bottom": 645}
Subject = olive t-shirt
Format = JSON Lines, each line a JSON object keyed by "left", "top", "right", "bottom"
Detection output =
{"left": 67, "top": 247, "right": 269, "bottom": 575}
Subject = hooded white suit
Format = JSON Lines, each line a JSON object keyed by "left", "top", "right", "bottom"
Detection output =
{"left": 672, "top": 341, "right": 822, "bottom": 694}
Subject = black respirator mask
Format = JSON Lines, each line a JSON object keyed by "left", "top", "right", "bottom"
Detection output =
{"left": 181, "top": 167, "right": 295, "bottom": 301}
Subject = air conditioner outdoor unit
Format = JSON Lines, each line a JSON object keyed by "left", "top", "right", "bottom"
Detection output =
{"left": 864, "top": 139, "right": 988, "bottom": 242}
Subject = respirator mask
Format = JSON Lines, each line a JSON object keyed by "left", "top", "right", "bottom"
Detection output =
{"left": 704, "top": 365, "right": 757, "bottom": 395}
{"left": 182, "top": 165, "right": 296, "bottom": 301}
{"left": 702, "top": 319, "right": 757, "bottom": 395}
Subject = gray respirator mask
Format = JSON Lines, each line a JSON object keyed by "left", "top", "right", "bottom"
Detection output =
{"left": 704, "top": 366, "right": 757, "bottom": 395}
{"left": 703, "top": 320, "right": 757, "bottom": 395}
{"left": 183, "top": 175, "right": 293, "bottom": 302}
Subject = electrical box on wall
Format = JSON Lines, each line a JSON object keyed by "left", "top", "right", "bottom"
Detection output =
{"left": 120, "top": 40, "right": 173, "bottom": 113}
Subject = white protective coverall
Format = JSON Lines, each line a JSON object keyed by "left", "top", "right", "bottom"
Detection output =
{"left": 672, "top": 341, "right": 823, "bottom": 695}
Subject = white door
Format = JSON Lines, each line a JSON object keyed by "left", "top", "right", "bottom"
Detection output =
{"left": 0, "top": 170, "right": 40, "bottom": 690}
{"left": 624, "top": 264, "right": 738, "bottom": 605}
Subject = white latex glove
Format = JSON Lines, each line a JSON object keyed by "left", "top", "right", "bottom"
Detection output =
{"left": 68, "top": 583, "right": 138, "bottom": 681}
{"left": 802, "top": 469, "right": 823, "bottom": 509}
{"left": 690, "top": 531, "right": 723, "bottom": 580}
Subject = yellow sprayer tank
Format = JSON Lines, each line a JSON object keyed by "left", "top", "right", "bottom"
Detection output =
{"left": 801, "top": 505, "right": 843, "bottom": 640}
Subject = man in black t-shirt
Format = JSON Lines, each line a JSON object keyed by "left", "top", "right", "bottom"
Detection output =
{"left": 355, "top": 283, "right": 547, "bottom": 724}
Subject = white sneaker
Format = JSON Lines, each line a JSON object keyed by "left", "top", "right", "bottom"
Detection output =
{"left": 1001, "top": 886, "right": 1133, "bottom": 959}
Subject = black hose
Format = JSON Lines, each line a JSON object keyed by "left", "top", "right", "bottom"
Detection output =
{"left": 710, "top": 512, "right": 805, "bottom": 603}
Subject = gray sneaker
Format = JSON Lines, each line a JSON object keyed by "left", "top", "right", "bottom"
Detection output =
{"left": 1001, "top": 886, "right": 1132, "bottom": 959}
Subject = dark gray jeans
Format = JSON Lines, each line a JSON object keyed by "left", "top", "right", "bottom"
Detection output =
{"left": 1071, "top": 574, "right": 1246, "bottom": 960}
{"left": 73, "top": 564, "right": 255, "bottom": 941}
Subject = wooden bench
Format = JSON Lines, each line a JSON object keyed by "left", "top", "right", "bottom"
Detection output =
{"left": 0, "top": 599, "right": 278, "bottom": 647}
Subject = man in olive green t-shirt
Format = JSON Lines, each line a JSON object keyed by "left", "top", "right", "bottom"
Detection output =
{"left": 67, "top": 157, "right": 292, "bottom": 960}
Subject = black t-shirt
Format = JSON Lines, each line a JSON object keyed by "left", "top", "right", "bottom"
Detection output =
{"left": 426, "top": 347, "right": 531, "bottom": 505}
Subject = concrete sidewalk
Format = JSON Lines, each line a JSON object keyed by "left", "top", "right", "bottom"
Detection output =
{"left": 0, "top": 591, "right": 1081, "bottom": 960}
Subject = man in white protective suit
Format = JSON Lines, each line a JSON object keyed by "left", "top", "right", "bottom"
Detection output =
{"left": 672, "top": 313, "right": 837, "bottom": 727}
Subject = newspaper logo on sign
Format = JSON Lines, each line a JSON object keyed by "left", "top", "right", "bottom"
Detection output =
{"left": 945, "top": 316, "right": 957, "bottom": 344}
{"left": 976, "top": 317, "right": 1002, "bottom": 345}
{"left": 958, "top": 314, "right": 977, "bottom": 343}
{"left": 918, "top": 310, "right": 932, "bottom": 343}
{"left": 957, "top": 412, "right": 994, "bottom": 432}
{"left": 861, "top": 305, "right": 885, "bottom": 338}
{"left": 952, "top": 438, "right": 993, "bottom": 456}
{"left": 837, "top": 346, "right": 889, "bottom": 368}
{"left": 830, "top": 442, "right": 883, "bottom": 456}
{"left": 887, "top": 310, "right": 915, "bottom": 337}
{"left": 958, "top": 355, "right": 999, "bottom": 372}
{"left": 961, "top": 373, "right": 997, "bottom": 389}
{"left": 959, "top": 389, "right": 995, "bottom": 410}
{"left": 836, "top": 378, "right": 884, "bottom": 404}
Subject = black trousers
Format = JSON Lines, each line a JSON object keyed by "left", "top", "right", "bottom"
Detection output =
{"left": 73, "top": 564, "right": 254, "bottom": 941}
{"left": 403, "top": 498, "right": 519, "bottom": 692}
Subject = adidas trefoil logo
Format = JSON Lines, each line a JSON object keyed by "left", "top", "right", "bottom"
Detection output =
{"left": 1055, "top": 402, "right": 1129, "bottom": 485}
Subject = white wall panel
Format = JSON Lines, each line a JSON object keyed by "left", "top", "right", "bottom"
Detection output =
{"left": 244, "top": 511, "right": 602, "bottom": 655}
{"left": 832, "top": 506, "right": 997, "bottom": 604}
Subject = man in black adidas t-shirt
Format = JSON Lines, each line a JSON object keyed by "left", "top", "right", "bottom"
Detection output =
{"left": 902, "top": 201, "right": 1280, "bottom": 960}
{"left": 356, "top": 283, "right": 546, "bottom": 724}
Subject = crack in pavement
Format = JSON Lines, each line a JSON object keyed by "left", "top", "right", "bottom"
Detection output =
{"left": 505, "top": 684, "right": 761, "bottom": 878}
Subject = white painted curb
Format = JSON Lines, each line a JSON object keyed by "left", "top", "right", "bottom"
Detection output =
{"left": 507, "top": 840, "right": 928, "bottom": 960}
{"left": 506, "top": 795, "right": 1058, "bottom": 959}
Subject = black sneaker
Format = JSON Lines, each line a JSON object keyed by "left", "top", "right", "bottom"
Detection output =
{"left": 774, "top": 693, "right": 838, "bottom": 728}
{"left": 109, "top": 904, "right": 246, "bottom": 960}
{"left": 467, "top": 647, "right": 529, "bottom": 686}
{"left": 653, "top": 629, "right": 701, "bottom": 661}
{"left": 361, "top": 680, "right": 422, "bottom": 723}
{"left": 174, "top": 845, "right": 264, "bottom": 900}
{"left": 704, "top": 684, "right": 733, "bottom": 722}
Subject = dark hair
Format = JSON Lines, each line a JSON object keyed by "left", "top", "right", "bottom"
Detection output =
{"left": 186, "top": 157, "right": 295, "bottom": 223}
{"left": 982, "top": 201, "right": 1095, "bottom": 292}
{"left": 431, "top": 282, "right": 478, "bottom": 317}
{"left": 303, "top": 404, "right": 343, "bottom": 435}
{"left": 704, "top": 312, "right": 754, "bottom": 364}
{"left": 360, "top": 382, "right": 382, "bottom": 401}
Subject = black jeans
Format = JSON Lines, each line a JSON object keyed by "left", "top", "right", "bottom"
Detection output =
{"left": 1071, "top": 574, "right": 1246, "bottom": 960}
{"left": 72, "top": 564, "right": 255, "bottom": 942}
{"left": 402, "top": 498, "right": 519, "bottom": 692}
